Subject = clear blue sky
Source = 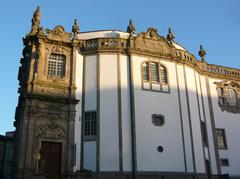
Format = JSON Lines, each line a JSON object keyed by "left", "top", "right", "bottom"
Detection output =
{"left": 0, "top": 0, "right": 240, "bottom": 135}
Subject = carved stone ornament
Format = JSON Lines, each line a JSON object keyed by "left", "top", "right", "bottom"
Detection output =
{"left": 37, "top": 114, "right": 65, "bottom": 139}
{"left": 46, "top": 25, "right": 71, "bottom": 43}
{"left": 167, "top": 28, "right": 175, "bottom": 46}
{"left": 134, "top": 28, "right": 172, "bottom": 56}
{"left": 72, "top": 19, "right": 80, "bottom": 39}
{"left": 127, "top": 19, "right": 135, "bottom": 34}
{"left": 30, "top": 6, "right": 41, "bottom": 35}
{"left": 198, "top": 45, "right": 207, "bottom": 63}
{"left": 152, "top": 114, "right": 165, "bottom": 126}
{"left": 214, "top": 80, "right": 240, "bottom": 113}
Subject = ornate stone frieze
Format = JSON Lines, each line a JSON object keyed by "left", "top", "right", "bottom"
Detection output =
{"left": 215, "top": 80, "right": 240, "bottom": 113}
{"left": 37, "top": 114, "right": 65, "bottom": 139}
{"left": 134, "top": 28, "right": 173, "bottom": 56}
{"left": 46, "top": 25, "right": 71, "bottom": 43}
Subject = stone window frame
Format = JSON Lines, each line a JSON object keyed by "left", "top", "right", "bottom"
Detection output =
{"left": 47, "top": 53, "right": 66, "bottom": 78}
{"left": 141, "top": 60, "right": 170, "bottom": 93}
{"left": 216, "top": 128, "right": 228, "bottom": 150}
{"left": 83, "top": 111, "right": 97, "bottom": 141}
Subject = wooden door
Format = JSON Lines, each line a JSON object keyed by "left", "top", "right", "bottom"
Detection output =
{"left": 39, "top": 141, "right": 62, "bottom": 177}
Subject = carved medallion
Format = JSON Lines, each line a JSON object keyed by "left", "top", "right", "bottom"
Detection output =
{"left": 215, "top": 80, "right": 240, "bottom": 113}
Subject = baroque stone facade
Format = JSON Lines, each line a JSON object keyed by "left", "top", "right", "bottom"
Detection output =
{"left": 13, "top": 7, "right": 240, "bottom": 179}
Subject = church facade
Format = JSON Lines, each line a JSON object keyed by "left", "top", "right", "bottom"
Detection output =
{"left": 14, "top": 7, "right": 240, "bottom": 179}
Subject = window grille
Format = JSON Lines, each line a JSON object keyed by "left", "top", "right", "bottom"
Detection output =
{"left": 84, "top": 111, "right": 97, "bottom": 140}
{"left": 216, "top": 129, "right": 227, "bottom": 149}
{"left": 48, "top": 54, "right": 66, "bottom": 78}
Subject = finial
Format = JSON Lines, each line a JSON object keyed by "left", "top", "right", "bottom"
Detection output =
{"left": 72, "top": 19, "right": 80, "bottom": 39}
{"left": 167, "top": 28, "right": 175, "bottom": 45}
{"left": 30, "top": 6, "right": 41, "bottom": 35}
{"left": 127, "top": 19, "right": 135, "bottom": 35}
{"left": 198, "top": 45, "right": 207, "bottom": 62}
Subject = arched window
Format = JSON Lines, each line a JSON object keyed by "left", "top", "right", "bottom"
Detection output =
{"left": 48, "top": 54, "right": 66, "bottom": 78}
{"left": 141, "top": 61, "right": 169, "bottom": 92}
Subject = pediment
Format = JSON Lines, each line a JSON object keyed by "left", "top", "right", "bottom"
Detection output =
{"left": 134, "top": 28, "right": 172, "bottom": 56}
{"left": 46, "top": 25, "right": 71, "bottom": 43}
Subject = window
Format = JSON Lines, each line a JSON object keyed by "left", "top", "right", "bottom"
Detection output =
{"left": 84, "top": 111, "right": 97, "bottom": 140}
{"left": 141, "top": 61, "right": 169, "bottom": 92}
{"left": 150, "top": 62, "right": 159, "bottom": 82}
{"left": 216, "top": 129, "right": 227, "bottom": 149}
{"left": 220, "top": 159, "right": 229, "bottom": 167}
{"left": 142, "top": 62, "right": 149, "bottom": 81}
{"left": 201, "top": 121, "right": 208, "bottom": 147}
{"left": 160, "top": 65, "right": 168, "bottom": 84}
{"left": 48, "top": 53, "right": 66, "bottom": 78}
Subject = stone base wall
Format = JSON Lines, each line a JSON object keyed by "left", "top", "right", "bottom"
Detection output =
{"left": 26, "top": 172, "right": 232, "bottom": 179}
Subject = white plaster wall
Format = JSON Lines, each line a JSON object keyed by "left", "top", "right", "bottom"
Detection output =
{"left": 85, "top": 55, "right": 97, "bottom": 111}
{"left": 184, "top": 67, "right": 205, "bottom": 173}
{"left": 132, "top": 55, "right": 185, "bottom": 172}
{"left": 176, "top": 64, "right": 194, "bottom": 172}
{"left": 199, "top": 75, "right": 218, "bottom": 174}
{"left": 84, "top": 141, "right": 96, "bottom": 171}
{"left": 120, "top": 55, "right": 132, "bottom": 171}
{"left": 83, "top": 55, "right": 97, "bottom": 171}
{"left": 74, "top": 51, "right": 83, "bottom": 171}
{"left": 209, "top": 78, "right": 240, "bottom": 176}
{"left": 99, "top": 54, "right": 119, "bottom": 171}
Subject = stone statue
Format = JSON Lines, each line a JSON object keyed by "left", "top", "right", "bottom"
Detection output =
{"left": 72, "top": 19, "right": 80, "bottom": 39}
{"left": 198, "top": 45, "right": 206, "bottom": 62}
{"left": 30, "top": 6, "right": 41, "bottom": 35}
{"left": 167, "top": 28, "right": 175, "bottom": 45}
{"left": 127, "top": 19, "right": 135, "bottom": 35}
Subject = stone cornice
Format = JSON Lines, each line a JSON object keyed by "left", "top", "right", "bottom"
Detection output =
{"left": 25, "top": 26, "right": 240, "bottom": 81}
{"left": 76, "top": 36, "right": 240, "bottom": 81}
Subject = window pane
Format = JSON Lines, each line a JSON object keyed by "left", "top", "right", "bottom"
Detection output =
{"left": 150, "top": 62, "right": 159, "bottom": 82}
{"left": 216, "top": 129, "right": 227, "bottom": 149}
{"left": 160, "top": 65, "right": 168, "bottom": 84}
{"left": 84, "top": 111, "right": 97, "bottom": 139}
{"left": 142, "top": 62, "right": 149, "bottom": 81}
{"left": 48, "top": 54, "right": 66, "bottom": 78}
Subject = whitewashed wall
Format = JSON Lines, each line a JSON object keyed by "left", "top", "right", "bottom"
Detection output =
{"left": 74, "top": 51, "right": 83, "bottom": 171}
{"left": 84, "top": 55, "right": 97, "bottom": 171}
{"left": 132, "top": 55, "right": 185, "bottom": 172}
{"left": 120, "top": 55, "right": 132, "bottom": 171}
{"left": 75, "top": 50, "right": 240, "bottom": 176}
{"left": 99, "top": 54, "right": 119, "bottom": 171}
{"left": 184, "top": 67, "right": 205, "bottom": 173}
{"left": 176, "top": 64, "right": 194, "bottom": 172}
{"left": 199, "top": 75, "right": 218, "bottom": 175}
{"left": 209, "top": 78, "right": 240, "bottom": 176}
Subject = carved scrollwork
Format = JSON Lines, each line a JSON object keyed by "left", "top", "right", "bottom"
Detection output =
{"left": 37, "top": 114, "right": 65, "bottom": 139}
{"left": 134, "top": 28, "right": 172, "bottom": 56}
{"left": 215, "top": 80, "right": 240, "bottom": 113}
{"left": 46, "top": 25, "right": 71, "bottom": 43}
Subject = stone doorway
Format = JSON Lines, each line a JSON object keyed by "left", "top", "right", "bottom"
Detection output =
{"left": 39, "top": 141, "right": 62, "bottom": 177}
